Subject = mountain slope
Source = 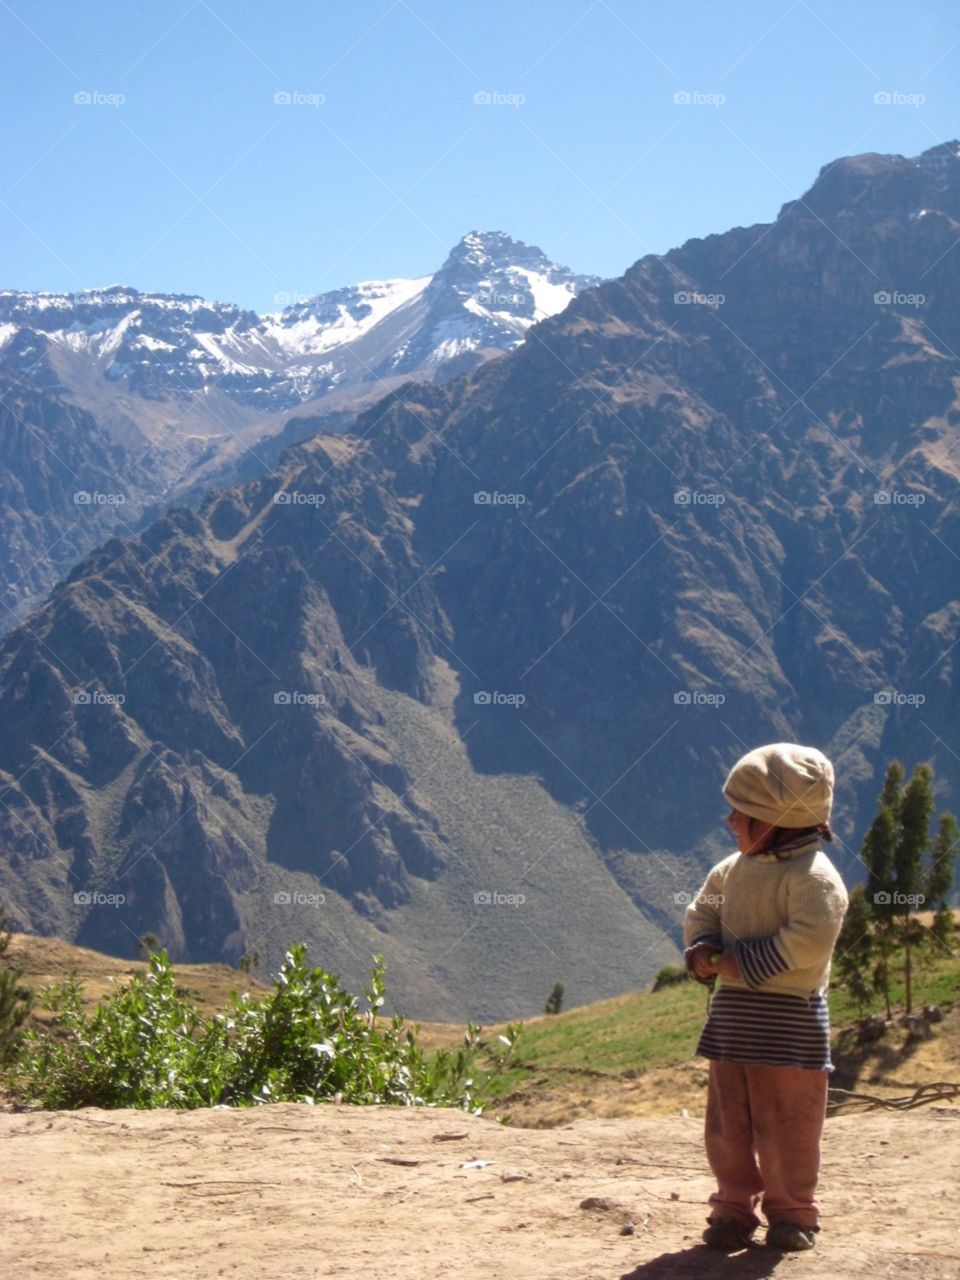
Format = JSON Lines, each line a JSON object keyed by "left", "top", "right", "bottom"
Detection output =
{"left": 1, "top": 142, "right": 959, "bottom": 1018}
{"left": 0, "top": 371, "right": 165, "bottom": 626}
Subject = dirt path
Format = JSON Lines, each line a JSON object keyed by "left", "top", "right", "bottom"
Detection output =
{"left": 3, "top": 1102, "right": 958, "bottom": 1279}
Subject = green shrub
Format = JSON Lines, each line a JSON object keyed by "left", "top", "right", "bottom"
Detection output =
{"left": 544, "top": 982, "right": 564, "bottom": 1014}
{"left": 0, "top": 904, "right": 33, "bottom": 1066}
{"left": 9, "top": 943, "right": 522, "bottom": 1112}
{"left": 652, "top": 964, "right": 690, "bottom": 992}
{"left": 11, "top": 953, "right": 232, "bottom": 1108}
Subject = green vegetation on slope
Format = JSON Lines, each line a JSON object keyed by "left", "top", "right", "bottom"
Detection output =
{"left": 5, "top": 944, "right": 521, "bottom": 1113}
{"left": 456, "top": 943, "right": 960, "bottom": 1115}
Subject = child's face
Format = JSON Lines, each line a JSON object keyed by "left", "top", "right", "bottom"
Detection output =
{"left": 725, "top": 807, "right": 775, "bottom": 855}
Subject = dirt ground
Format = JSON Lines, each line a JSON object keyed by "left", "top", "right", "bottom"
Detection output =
{"left": 2, "top": 1101, "right": 958, "bottom": 1279}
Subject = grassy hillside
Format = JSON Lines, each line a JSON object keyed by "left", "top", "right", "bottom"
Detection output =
{"left": 451, "top": 937, "right": 960, "bottom": 1123}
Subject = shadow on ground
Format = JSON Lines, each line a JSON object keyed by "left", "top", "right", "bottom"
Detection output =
{"left": 623, "top": 1241, "right": 787, "bottom": 1278}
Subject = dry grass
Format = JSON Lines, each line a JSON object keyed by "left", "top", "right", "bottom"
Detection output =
{"left": 6, "top": 933, "right": 270, "bottom": 1020}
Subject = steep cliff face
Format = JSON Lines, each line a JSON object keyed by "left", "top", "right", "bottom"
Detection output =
{"left": 0, "top": 373, "right": 164, "bottom": 625}
{"left": 1, "top": 144, "right": 958, "bottom": 1017}
{"left": 0, "top": 442, "right": 454, "bottom": 957}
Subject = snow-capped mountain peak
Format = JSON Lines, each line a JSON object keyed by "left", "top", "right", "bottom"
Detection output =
{"left": 0, "top": 232, "right": 603, "bottom": 412}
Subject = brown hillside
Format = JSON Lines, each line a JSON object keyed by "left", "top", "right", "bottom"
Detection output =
{"left": 6, "top": 932, "right": 270, "bottom": 1017}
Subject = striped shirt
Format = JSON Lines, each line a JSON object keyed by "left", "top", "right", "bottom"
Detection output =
{"left": 696, "top": 985, "right": 832, "bottom": 1071}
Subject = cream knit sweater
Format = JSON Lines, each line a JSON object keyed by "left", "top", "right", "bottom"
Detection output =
{"left": 683, "top": 836, "right": 849, "bottom": 998}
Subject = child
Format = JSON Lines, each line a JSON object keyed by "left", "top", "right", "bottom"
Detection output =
{"left": 683, "top": 742, "right": 849, "bottom": 1253}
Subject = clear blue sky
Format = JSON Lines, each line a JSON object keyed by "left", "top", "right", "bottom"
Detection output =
{"left": 2, "top": 0, "right": 958, "bottom": 313}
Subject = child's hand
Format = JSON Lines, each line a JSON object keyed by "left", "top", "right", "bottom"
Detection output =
{"left": 716, "top": 948, "right": 742, "bottom": 980}
{"left": 685, "top": 943, "right": 720, "bottom": 981}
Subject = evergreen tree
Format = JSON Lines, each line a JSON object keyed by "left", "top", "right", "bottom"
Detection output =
{"left": 880, "top": 759, "right": 905, "bottom": 812}
{"left": 861, "top": 766, "right": 902, "bottom": 1018}
{"left": 926, "top": 812, "right": 958, "bottom": 950}
{"left": 834, "top": 887, "right": 876, "bottom": 1016}
{"left": 238, "top": 949, "right": 261, "bottom": 974}
{"left": 544, "top": 982, "right": 564, "bottom": 1015}
{"left": 896, "top": 764, "right": 934, "bottom": 1012}
{"left": 139, "top": 932, "right": 160, "bottom": 960}
{"left": 859, "top": 760, "right": 954, "bottom": 1015}
{"left": 0, "top": 903, "right": 33, "bottom": 1068}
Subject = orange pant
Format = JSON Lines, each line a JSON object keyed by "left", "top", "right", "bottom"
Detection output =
{"left": 704, "top": 1059, "right": 828, "bottom": 1231}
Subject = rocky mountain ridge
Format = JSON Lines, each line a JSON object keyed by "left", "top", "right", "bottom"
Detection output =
{"left": 0, "top": 231, "right": 600, "bottom": 410}
{"left": 0, "top": 232, "right": 600, "bottom": 630}
{"left": 1, "top": 142, "right": 958, "bottom": 1018}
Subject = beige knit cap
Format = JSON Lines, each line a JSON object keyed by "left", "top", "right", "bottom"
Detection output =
{"left": 722, "top": 742, "right": 834, "bottom": 827}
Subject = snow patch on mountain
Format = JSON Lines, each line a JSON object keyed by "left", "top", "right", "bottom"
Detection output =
{"left": 510, "top": 265, "right": 579, "bottom": 319}
{"left": 262, "top": 275, "right": 432, "bottom": 357}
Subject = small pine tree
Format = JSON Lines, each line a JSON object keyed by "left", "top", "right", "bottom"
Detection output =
{"left": 544, "top": 982, "right": 564, "bottom": 1015}
{"left": 896, "top": 764, "right": 935, "bottom": 1013}
{"left": 139, "top": 932, "right": 160, "bottom": 960}
{"left": 237, "top": 949, "right": 261, "bottom": 974}
{"left": 861, "top": 766, "right": 902, "bottom": 1018}
{"left": 0, "top": 904, "right": 33, "bottom": 1068}
{"left": 926, "top": 812, "right": 957, "bottom": 951}
{"left": 834, "top": 887, "right": 876, "bottom": 1016}
{"left": 880, "top": 760, "right": 905, "bottom": 812}
{"left": 860, "top": 760, "right": 955, "bottom": 1015}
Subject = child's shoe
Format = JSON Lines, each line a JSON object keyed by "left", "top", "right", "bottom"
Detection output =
{"left": 702, "top": 1219, "right": 754, "bottom": 1250}
{"left": 766, "top": 1221, "right": 818, "bottom": 1251}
